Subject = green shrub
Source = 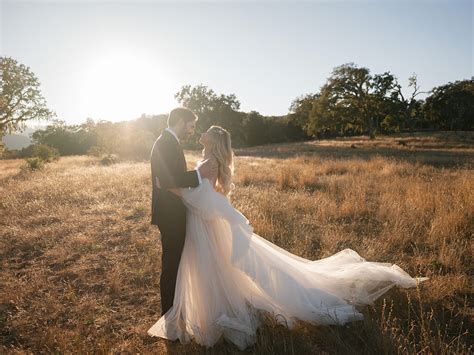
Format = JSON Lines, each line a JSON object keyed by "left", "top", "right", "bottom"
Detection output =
{"left": 32, "top": 144, "right": 59, "bottom": 162}
{"left": 22, "top": 157, "right": 44, "bottom": 171}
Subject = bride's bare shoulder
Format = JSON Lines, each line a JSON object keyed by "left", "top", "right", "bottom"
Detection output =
{"left": 199, "top": 156, "right": 219, "bottom": 169}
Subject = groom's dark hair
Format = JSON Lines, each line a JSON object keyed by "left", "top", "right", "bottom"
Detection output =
{"left": 167, "top": 107, "right": 198, "bottom": 127}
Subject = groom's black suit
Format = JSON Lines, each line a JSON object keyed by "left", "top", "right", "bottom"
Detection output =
{"left": 150, "top": 129, "right": 200, "bottom": 315}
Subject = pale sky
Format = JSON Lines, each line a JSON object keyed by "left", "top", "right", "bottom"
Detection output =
{"left": 1, "top": 0, "right": 472, "bottom": 125}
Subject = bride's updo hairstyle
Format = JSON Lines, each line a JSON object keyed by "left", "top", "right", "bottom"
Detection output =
{"left": 206, "top": 125, "right": 234, "bottom": 196}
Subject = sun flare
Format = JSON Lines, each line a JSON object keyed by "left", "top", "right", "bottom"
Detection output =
{"left": 79, "top": 49, "right": 175, "bottom": 120}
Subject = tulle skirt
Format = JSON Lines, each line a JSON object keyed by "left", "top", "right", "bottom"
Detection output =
{"left": 147, "top": 180, "right": 427, "bottom": 350}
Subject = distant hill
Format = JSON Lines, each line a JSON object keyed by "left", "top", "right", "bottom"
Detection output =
{"left": 2, "top": 126, "right": 43, "bottom": 150}
{"left": 2, "top": 134, "right": 31, "bottom": 149}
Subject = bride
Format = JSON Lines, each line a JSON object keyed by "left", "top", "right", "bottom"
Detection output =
{"left": 147, "top": 125, "right": 428, "bottom": 350}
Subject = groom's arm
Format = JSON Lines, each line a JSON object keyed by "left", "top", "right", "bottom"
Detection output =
{"left": 158, "top": 161, "right": 217, "bottom": 190}
{"left": 152, "top": 143, "right": 200, "bottom": 189}
{"left": 163, "top": 170, "right": 199, "bottom": 189}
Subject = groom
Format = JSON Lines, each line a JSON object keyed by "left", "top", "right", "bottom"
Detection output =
{"left": 150, "top": 107, "right": 216, "bottom": 315}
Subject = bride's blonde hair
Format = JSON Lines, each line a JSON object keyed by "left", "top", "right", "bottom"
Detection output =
{"left": 205, "top": 125, "right": 234, "bottom": 196}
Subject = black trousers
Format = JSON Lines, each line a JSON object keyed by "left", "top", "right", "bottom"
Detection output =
{"left": 156, "top": 201, "right": 187, "bottom": 316}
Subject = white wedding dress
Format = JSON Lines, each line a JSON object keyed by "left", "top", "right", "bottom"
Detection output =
{"left": 148, "top": 178, "right": 427, "bottom": 350}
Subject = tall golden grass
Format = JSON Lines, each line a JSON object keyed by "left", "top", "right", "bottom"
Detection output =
{"left": 1, "top": 133, "right": 472, "bottom": 353}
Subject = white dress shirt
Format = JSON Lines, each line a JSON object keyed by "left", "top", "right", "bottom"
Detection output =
{"left": 165, "top": 127, "right": 202, "bottom": 184}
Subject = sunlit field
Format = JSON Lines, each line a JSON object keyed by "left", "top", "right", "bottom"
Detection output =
{"left": 1, "top": 133, "right": 472, "bottom": 354}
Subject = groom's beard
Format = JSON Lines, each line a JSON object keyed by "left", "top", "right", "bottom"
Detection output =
{"left": 175, "top": 130, "right": 186, "bottom": 141}
{"left": 178, "top": 133, "right": 190, "bottom": 141}
{"left": 182, "top": 131, "right": 195, "bottom": 141}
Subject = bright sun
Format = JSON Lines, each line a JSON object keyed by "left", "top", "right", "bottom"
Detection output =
{"left": 79, "top": 49, "right": 175, "bottom": 121}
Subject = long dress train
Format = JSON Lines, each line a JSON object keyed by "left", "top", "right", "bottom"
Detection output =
{"left": 147, "top": 179, "right": 428, "bottom": 350}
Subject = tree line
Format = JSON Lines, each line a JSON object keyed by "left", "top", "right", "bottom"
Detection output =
{"left": 289, "top": 63, "right": 473, "bottom": 139}
{"left": 1, "top": 57, "right": 472, "bottom": 160}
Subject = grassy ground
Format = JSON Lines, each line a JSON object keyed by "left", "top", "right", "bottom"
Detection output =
{"left": 1, "top": 133, "right": 473, "bottom": 354}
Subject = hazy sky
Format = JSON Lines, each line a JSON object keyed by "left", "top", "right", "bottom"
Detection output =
{"left": 1, "top": 0, "right": 472, "bottom": 125}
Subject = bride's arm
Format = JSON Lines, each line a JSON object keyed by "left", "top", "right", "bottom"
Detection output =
{"left": 155, "top": 177, "right": 182, "bottom": 196}
{"left": 168, "top": 188, "right": 182, "bottom": 196}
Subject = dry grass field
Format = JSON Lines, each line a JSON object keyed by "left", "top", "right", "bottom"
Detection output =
{"left": 1, "top": 132, "right": 473, "bottom": 354}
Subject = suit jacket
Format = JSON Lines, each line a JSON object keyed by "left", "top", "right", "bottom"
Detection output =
{"left": 150, "top": 130, "right": 199, "bottom": 226}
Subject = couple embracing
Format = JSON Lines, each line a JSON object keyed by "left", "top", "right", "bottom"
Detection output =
{"left": 147, "top": 107, "right": 427, "bottom": 350}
